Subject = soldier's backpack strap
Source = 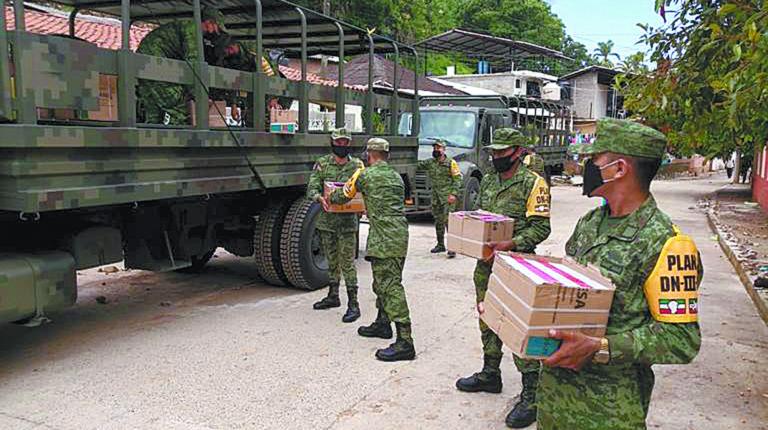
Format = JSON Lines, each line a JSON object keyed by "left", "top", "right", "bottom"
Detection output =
{"left": 643, "top": 225, "right": 701, "bottom": 323}
{"left": 343, "top": 167, "right": 365, "bottom": 198}
{"left": 525, "top": 174, "right": 551, "bottom": 218}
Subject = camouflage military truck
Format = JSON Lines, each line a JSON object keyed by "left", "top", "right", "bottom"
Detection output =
{"left": 0, "top": 0, "right": 419, "bottom": 325}
{"left": 399, "top": 95, "right": 569, "bottom": 215}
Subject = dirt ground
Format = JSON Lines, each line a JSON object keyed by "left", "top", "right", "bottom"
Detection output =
{"left": 0, "top": 174, "right": 765, "bottom": 430}
{"left": 703, "top": 183, "right": 768, "bottom": 309}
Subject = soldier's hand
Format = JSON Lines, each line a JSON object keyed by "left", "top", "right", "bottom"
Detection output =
{"left": 318, "top": 196, "right": 330, "bottom": 212}
{"left": 488, "top": 240, "right": 516, "bottom": 253}
{"left": 542, "top": 329, "right": 602, "bottom": 372}
{"left": 447, "top": 194, "right": 457, "bottom": 204}
{"left": 476, "top": 302, "right": 485, "bottom": 315}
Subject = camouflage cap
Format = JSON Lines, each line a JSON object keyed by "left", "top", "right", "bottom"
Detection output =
{"left": 487, "top": 128, "right": 532, "bottom": 150}
{"left": 201, "top": 6, "right": 226, "bottom": 28}
{"left": 367, "top": 137, "right": 390, "bottom": 152}
{"left": 331, "top": 128, "right": 352, "bottom": 141}
{"left": 570, "top": 118, "right": 667, "bottom": 160}
{"left": 431, "top": 139, "right": 447, "bottom": 148}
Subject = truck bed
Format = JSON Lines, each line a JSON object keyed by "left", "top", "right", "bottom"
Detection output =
{"left": 0, "top": 125, "right": 416, "bottom": 213}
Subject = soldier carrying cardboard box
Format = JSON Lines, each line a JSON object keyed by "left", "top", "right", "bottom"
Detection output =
{"left": 537, "top": 118, "right": 703, "bottom": 430}
{"left": 455, "top": 128, "right": 552, "bottom": 429}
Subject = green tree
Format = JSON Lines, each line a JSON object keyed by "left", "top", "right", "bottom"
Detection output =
{"left": 458, "top": 0, "right": 566, "bottom": 50}
{"left": 618, "top": 51, "right": 649, "bottom": 74}
{"left": 593, "top": 40, "right": 621, "bottom": 67}
{"left": 621, "top": 0, "right": 767, "bottom": 162}
{"left": 561, "top": 35, "right": 594, "bottom": 70}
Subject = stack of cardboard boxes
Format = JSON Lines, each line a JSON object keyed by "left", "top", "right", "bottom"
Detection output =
{"left": 446, "top": 211, "right": 515, "bottom": 260}
{"left": 481, "top": 252, "right": 615, "bottom": 358}
{"left": 446, "top": 209, "right": 616, "bottom": 359}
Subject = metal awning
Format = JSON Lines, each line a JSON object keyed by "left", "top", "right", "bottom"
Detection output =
{"left": 41, "top": 0, "right": 414, "bottom": 56}
{"left": 416, "top": 28, "right": 572, "bottom": 71}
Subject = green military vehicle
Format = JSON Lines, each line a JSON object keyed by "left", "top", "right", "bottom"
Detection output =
{"left": 399, "top": 95, "right": 570, "bottom": 214}
{"left": 0, "top": 0, "right": 419, "bottom": 325}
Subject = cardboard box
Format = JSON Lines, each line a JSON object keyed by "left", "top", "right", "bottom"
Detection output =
{"left": 87, "top": 74, "right": 118, "bottom": 122}
{"left": 323, "top": 182, "right": 365, "bottom": 213}
{"left": 270, "top": 108, "right": 297, "bottom": 124}
{"left": 446, "top": 211, "right": 515, "bottom": 259}
{"left": 481, "top": 252, "right": 615, "bottom": 359}
{"left": 190, "top": 100, "right": 229, "bottom": 127}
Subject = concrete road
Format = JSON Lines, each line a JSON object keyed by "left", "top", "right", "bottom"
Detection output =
{"left": 0, "top": 175, "right": 765, "bottom": 430}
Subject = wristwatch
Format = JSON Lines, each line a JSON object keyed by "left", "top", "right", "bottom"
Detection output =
{"left": 592, "top": 337, "right": 610, "bottom": 364}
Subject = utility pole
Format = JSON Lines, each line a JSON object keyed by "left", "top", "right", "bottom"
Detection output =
{"left": 323, "top": 0, "right": 330, "bottom": 14}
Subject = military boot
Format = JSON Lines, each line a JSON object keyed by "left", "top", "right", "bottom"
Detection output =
{"left": 357, "top": 309, "right": 393, "bottom": 339}
{"left": 431, "top": 244, "right": 447, "bottom": 253}
{"left": 505, "top": 372, "right": 538, "bottom": 428}
{"left": 455, "top": 355, "right": 503, "bottom": 393}
{"left": 342, "top": 286, "right": 361, "bottom": 323}
{"left": 313, "top": 283, "right": 341, "bottom": 310}
{"left": 375, "top": 323, "right": 416, "bottom": 362}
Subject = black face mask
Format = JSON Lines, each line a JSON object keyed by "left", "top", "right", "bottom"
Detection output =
{"left": 582, "top": 160, "right": 604, "bottom": 197}
{"left": 331, "top": 145, "right": 351, "bottom": 158}
{"left": 492, "top": 154, "right": 519, "bottom": 173}
{"left": 582, "top": 159, "right": 620, "bottom": 197}
{"left": 432, "top": 150, "right": 442, "bottom": 159}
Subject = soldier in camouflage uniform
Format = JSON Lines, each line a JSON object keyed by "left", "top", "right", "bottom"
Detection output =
{"left": 455, "top": 129, "right": 551, "bottom": 429}
{"left": 307, "top": 128, "right": 364, "bottom": 323}
{"left": 331, "top": 138, "right": 415, "bottom": 362}
{"left": 136, "top": 6, "right": 273, "bottom": 126}
{"left": 417, "top": 139, "right": 462, "bottom": 257}
{"left": 537, "top": 118, "right": 702, "bottom": 429}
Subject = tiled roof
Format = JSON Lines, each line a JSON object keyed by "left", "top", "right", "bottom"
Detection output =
{"left": 278, "top": 65, "right": 367, "bottom": 92}
{"left": 4, "top": 6, "right": 151, "bottom": 51}
{"left": 327, "top": 54, "right": 465, "bottom": 95}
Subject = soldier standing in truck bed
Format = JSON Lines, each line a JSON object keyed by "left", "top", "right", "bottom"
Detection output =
{"left": 136, "top": 6, "right": 274, "bottom": 126}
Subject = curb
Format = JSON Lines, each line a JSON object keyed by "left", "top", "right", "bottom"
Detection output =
{"left": 706, "top": 210, "right": 768, "bottom": 325}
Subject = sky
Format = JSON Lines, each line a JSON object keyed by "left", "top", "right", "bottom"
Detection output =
{"left": 545, "top": 0, "right": 665, "bottom": 61}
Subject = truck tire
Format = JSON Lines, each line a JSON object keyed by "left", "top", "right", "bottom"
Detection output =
{"left": 462, "top": 176, "right": 481, "bottom": 211}
{"left": 254, "top": 200, "right": 292, "bottom": 287}
{"left": 176, "top": 249, "right": 216, "bottom": 273}
{"left": 280, "top": 198, "right": 329, "bottom": 290}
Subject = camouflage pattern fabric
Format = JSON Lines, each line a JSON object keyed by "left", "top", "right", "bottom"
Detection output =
{"left": 331, "top": 160, "right": 409, "bottom": 259}
{"left": 371, "top": 257, "right": 411, "bottom": 326}
{"left": 537, "top": 196, "right": 702, "bottom": 430}
{"left": 307, "top": 154, "right": 365, "bottom": 233}
{"left": 136, "top": 20, "right": 201, "bottom": 124}
{"left": 318, "top": 230, "right": 357, "bottom": 288}
{"left": 418, "top": 156, "right": 462, "bottom": 246}
{"left": 524, "top": 152, "right": 546, "bottom": 177}
{"left": 473, "top": 163, "right": 551, "bottom": 375}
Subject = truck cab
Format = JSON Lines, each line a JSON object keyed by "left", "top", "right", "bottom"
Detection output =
{"left": 400, "top": 95, "right": 571, "bottom": 214}
{"left": 399, "top": 96, "right": 512, "bottom": 214}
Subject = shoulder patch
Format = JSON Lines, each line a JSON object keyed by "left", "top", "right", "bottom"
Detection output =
{"left": 343, "top": 167, "right": 365, "bottom": 198}
{"left": 525, "top": 175, "right": 550, "bottom": 218}
{"left": 643, "top": 231, "right": 701, "bottom": 323}
{"left": 450, "top": 159, "right": 462, "bottom": 177}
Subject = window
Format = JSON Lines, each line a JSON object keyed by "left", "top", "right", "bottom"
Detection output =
{"left": 402, "top": 111, "right": 478, "bottom": 148}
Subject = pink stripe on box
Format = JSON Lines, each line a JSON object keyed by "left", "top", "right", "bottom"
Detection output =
{"left": 538, "top": 259, "right": 591, "bottom": 289}
{"left": 513, "top": 256, "right": 557, "bottom": 284}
